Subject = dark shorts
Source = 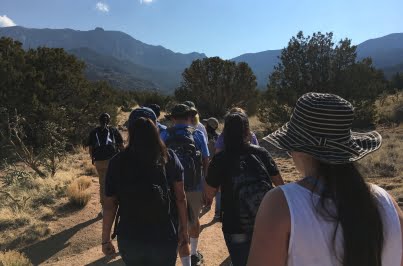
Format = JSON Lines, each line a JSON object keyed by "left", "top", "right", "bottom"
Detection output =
{"left": 224, "top": 233, "right": 252, "bottom": 266}
{"left": 118, "top": 237, "right": 177, "bottom": 266}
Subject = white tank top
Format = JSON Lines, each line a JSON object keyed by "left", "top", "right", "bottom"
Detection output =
{"left": 281, "top": 183, "right": 402, "bottom": 266}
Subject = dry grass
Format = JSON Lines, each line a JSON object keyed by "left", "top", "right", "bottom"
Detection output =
{"left": 0, "top": 210, "right": 31, "bottom": 231}
{"left": 66, "top": 178, "right": 92, "bottom": 207}
{"left": 358, "top": 129, "right": 402, "bottom": 178}
{"left": 377, "top": 92, "right": 403, "bottom": 125}
{"left": 0, "top": 250, "right": 32, "bottom": 266}
{"left": 0, "top": 149, "right": 86, "bottom": 249}
{"left": 15, "top": 223, "right": 51, "bottom": 246}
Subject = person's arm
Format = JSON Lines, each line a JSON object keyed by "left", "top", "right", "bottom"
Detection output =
{"left": 89, "top": 146, "right": 93, "bottom": 163}
{"left": 261, "top": 149, "right": 285, "bottom": 186}
{"left": 248, "top": 188, "right": 290, "bottom": 266}
{"left": 173, "top": 181, "right": 189, "bottom": 247}
{"left": 389, "top": 194, "right": 403, "bottom": 266}
{"left": 203, "top": 156, "right": 220, "bottom": 206}
{"left": 102, "top": 196, "right": 118, "bottom": 256}
{"left": 203, "top": 181, "right": 218, "bottom": 206}
{"left": 202, "top": 157, "right": 209, "bottom": 178}
{"left": 214, "top": 133, "right": 224, "bottom": 154}
{"left": 114, "top": 129, "right": 125, "bottom": 151}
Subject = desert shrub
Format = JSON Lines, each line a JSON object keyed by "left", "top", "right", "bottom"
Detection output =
{"left": 358, "top": 131, "right": 402, "bottom": 178}
{"left": 1, "top": 163, "right": 34, "bottom": 188}
{"left": 0, "top": 209, "right": 31, "bottom": 231}
{"left": 66, "top": 179, "right": 92, "bottom": 207}
{"left": 0, "top": 251, "right": 32, "bottom": 266}
{"left": 76, "top": 176, "right": 92, "bottom": 190}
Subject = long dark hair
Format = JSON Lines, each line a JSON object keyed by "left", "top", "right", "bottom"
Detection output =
{"left": 127, "top": 117, "right": 168, "bottom": 165}
{"left": 317, "top": 162, "right": 384, "bottom": 266}
{"left": 223, "top": 113, "right": 250, "bottom": 154}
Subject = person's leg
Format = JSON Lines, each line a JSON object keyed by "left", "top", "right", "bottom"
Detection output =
{"left": 94, "top": 160, "right": 109, "bottom": 207}
{"left": 178, "top": 240, "right": 191, "bottom": 266}
{"left": 223, "top": 233, "right": 252, "bottom": 266}
{"left": 186, "top": 191, "right": 204, "bottom": 265}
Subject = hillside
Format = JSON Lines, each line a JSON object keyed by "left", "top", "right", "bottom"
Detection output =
{"left": 0, "top": 26, "right": 206, "bottom": 92}
{"left": 69, "top": 48, "right": 180, "bottom": 91}
{"left": 1, "top": 26, "right": 402, "bottom": 90}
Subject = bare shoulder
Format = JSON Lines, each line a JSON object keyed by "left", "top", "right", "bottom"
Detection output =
{"left": 259, "top": 187, "right": 290, "bottom": 226}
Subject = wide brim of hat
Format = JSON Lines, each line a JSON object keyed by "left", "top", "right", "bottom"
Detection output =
{"left": 263, "top": 122, "right": 382, "bottom": 164}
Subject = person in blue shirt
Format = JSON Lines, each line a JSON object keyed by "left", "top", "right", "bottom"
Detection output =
{"left": 162, "top": 104, "right": 210, "bottom": 266}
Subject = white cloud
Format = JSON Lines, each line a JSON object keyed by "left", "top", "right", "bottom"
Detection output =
{"left": 96, "top": 2, "right": 109, "bottom": 13}
{"left": 140, "top": 0, "right": 153, "bottom": 4}
{"left": 0, "top": 15, "right": 16, "bottom": 27}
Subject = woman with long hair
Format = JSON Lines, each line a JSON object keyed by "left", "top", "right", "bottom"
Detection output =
{"left": 102, "top": 107, "right": 189, "bottom": 266}
{"left": 204, "top": 113, "right": 284, "bottom": 266}
{"left": 248, "top": 93, "right": 403, "bottom": 266}
{"left": 214, "top": 107, "right": 259, "bottom": 153}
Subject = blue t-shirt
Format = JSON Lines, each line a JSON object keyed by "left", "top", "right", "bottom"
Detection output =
{"left": 160, "top": 124, "right": 210, "bottom": 159}
{"left": 157, "top": 122, "right": 167, "bottom": 132}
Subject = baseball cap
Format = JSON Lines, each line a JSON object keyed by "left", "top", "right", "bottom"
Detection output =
{"left": 128, "top": 107, "right": 157, "bottom": 127}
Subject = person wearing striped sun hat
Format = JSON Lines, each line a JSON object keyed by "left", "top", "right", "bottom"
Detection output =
{"left": 248, "top": 92, "right": 403, "bottom": 266}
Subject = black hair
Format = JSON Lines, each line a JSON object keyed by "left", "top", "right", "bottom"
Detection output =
{"left": 317, "top": 163, "right": 384, "bottom": 266}
{"left": 147, "top": 104, "right": 161, "bottom": 118}
{"left": 99, "top": 113, "right": 110, "bottom": 125}
{"left": 127, "top": 117, "right": 168, "bottom": 164}
{"left": 223, "top": 113, "right": 250, "bottom": 154}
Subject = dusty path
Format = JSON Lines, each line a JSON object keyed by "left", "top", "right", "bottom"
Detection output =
{"left": 21, "top": 176, "right": 230, "bottom": 266}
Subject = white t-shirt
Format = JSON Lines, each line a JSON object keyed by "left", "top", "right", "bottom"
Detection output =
{"left": 280, "top": 183, "right": 402, "bottom": 266}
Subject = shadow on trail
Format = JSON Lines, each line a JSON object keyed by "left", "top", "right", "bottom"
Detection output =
{"left": 86, "top": 256, "right": 124, "bottom": 266}
{"left": 21, "top": 215, "right": 102, "bottom": 265}
{"left": 200, "top": 218, "right": 218, "bottom": 232}
{"left": 219, "top": 256, "right": 232, "bottom": 266}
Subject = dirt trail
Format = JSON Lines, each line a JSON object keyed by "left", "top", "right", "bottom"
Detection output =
{"left": 21, "top": 176, "right": 230, "bottom": 266}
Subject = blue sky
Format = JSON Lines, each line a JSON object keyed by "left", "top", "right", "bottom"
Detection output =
{"left": 1, "top": 0, "right": 402, "bottom": 59}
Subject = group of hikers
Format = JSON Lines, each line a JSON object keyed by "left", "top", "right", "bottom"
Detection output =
{"left": 86, "top": 93, "right": 403, "bottom": 266}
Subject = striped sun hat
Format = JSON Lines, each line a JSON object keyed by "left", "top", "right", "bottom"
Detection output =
{"left": 263, "top": 92, "right": 382, "bottom": 164}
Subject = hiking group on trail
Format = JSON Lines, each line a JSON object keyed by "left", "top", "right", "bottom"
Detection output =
{"left": 86, "top": 95, "right": 403, "bottom": 266}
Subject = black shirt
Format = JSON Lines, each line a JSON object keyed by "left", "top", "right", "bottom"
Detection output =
{"left": 105, "top": 149, "right": 184, "bottom": 239}
{"left": 86, "top": 126, "right": 123, "bottom": 161}
{"left": 206, "top": 145, "right": 279, "bottom": 234}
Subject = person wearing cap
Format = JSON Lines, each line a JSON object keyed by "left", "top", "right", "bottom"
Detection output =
{"left": 101, "top": 107, "right": 189, "bottom": 265}
{"left": 183, "top": 101, "right": 208, "bottom": 142}
{"left": 162, "top": 104, "right": 210, "bottom": 266}
{"left": 146, "top": 103, "right": 167, "bottom": 133}
{"left": 248, "top": 93, "right": 403, "bottom": 266}
{"left": 85, "top": 113, "right": 124, "bottom": 211}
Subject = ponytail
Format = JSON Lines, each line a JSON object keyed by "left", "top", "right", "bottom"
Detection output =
{"left": 318, "top": 163, "right": 383, "bottom": 266}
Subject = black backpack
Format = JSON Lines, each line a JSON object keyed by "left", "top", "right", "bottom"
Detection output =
{"left": 165, "top": 127, "right": 202, "bottom": 191}
{"left": 112, "top": 151, "right": 176, "bottom": 240}
{"left": 94, "top": 127, "right": 118, "bottom": 154}
{"left": 230, "top": 153, "right": 273, "bottom": 233}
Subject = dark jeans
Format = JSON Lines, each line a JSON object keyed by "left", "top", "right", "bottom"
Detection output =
{"left": 224, "top": 233, "right": 252, "bottom": 266}
{"left": 118, "top": 237, "right": 177, "bottom": 266}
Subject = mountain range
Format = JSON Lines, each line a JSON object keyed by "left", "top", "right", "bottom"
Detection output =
{"left": 1, "top": 26, "right": 403, "bottom": 92}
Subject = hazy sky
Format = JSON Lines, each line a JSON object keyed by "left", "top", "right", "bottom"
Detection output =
{"left": 1, "top": 0, "right": 402, "bottom": 58}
